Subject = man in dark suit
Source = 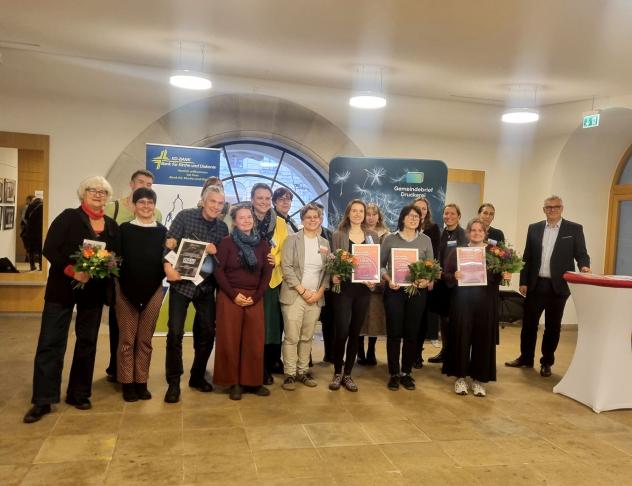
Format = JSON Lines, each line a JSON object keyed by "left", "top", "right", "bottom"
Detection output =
{"left": 506, "top": 195, "right": 590, "bottom": 377}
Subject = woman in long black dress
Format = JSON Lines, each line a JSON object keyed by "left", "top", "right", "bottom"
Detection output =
{"left": 441, "top": 218, "right": 511, "bottom": 397}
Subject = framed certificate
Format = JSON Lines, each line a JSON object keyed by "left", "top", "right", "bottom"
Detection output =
{"left": 351, "top": 243, "right": 381, "bottom": 283}
{"left": 457, "top": 246, "right": 487, "bottom": 286}
{"left": 391, "top": 248, "right": 419, "bottom": 286}
{"left": 174, "top": 239, "right": 207, "bottom": 281}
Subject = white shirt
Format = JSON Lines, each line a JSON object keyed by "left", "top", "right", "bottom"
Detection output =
{"left": 539, "top": 219, "right": 561, "bottom": 278}
{"left": 301, "top": 235, "right": 323, "bottom": 291}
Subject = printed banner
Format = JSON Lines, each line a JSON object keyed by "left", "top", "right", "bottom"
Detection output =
{"left": 146, "top": 143, "right": 220, "bottom": 229}
{"left": 328, "top": 157, "right": 448, "bottom": 231}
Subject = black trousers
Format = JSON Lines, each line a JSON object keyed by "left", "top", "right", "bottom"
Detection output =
{"left": 416, "top": 307, "right": 440, "bottom": 357}
{"left": 31, "top": 301, "right": 103, "bottom": 405}
{"left": 319, "top": 289, "right": 335, "bottom": 360}
{"left": 333, "top": 284, "right": 370, "bottom": 375}
{"left": 165, "top": 287, "right": 216, "bottom": 384}
{"left": 106, "top": 304, "right": 118, "bottom": 377}
{"left": 520, "top": 278, "right": 569, "bottom": 366}
{"left": 384, "top": 287, "right": 427, "bottom": 375}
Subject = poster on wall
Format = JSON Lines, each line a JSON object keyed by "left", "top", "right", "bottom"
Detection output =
{"left": 4, "top": 179, "right": 16, "bottom": 204}
{"left": 146, "top": 143, "right": 221, "bottom": 229}
{"left": 328, "top": 157, "right": 448, "bottom": 231}
{"left": 3, "top": 206, "right": 15, "bottom": 230}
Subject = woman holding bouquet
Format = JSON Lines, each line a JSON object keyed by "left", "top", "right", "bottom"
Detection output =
{"left": 441, "top": 218, "right": 511, "bottom": 397}
{"left": 213, "top": 204, "right": 273, "bottom": 400}
{"left": 380, "top": 205, "right": 433, "bottom": 391}
{"left": 24, "top": 176, "right": 119, "bottom": 423}
{"left": 329, "top": 199, "right": 378, "bottom": 392}
{"left": 115, "top": 188, "right": 166, "bottom": 402}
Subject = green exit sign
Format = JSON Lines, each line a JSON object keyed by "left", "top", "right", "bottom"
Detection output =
{"left": 583, "top": 112, "right": 600, "bottom": 128}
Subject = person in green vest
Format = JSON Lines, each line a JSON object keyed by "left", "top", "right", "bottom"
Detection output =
{"left": 103, "top": 169, "right": 162, "bottom": 382}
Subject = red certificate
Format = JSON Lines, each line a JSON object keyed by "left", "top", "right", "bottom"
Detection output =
{"left": 391, "top": 248, "right": 419, "bottom": 286}
{"left": 456, "top": 247, "right": 487, "bottom": 286}
{"left": 351, "top": 244, "right": 381, "bottom": 283}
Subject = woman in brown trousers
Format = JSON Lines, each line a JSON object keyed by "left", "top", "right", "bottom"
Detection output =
{"left": 213, "top": 204, "right": 273, "bottom": 400}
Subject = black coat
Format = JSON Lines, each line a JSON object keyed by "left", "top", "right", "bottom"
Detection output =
{"left": 43, "top": 207, "right": 119, "bottom": 306}
{"left": 519, "top": 219, "right": 590, "bottom": 296}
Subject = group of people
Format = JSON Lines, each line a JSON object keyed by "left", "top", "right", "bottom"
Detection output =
{"left": 23, "top": 168, "right": 591, "bottom": 424}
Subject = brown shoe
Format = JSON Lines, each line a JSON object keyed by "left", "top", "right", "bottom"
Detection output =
{"left": 505, "top": 357, "right": 534, "bottom": 368}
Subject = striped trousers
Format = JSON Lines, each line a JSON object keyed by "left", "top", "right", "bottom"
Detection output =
{"left": 115, "top": 283, "right": 164, "bottom": 384}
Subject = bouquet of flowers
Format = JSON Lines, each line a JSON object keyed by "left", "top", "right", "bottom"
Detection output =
{"left": 405, "top": 259, "right": 442, "bottom": 297}
{"left": 325, "top": 249, "right": 358, "bottom": 293}
{"left": 71, "top": 243, "right": 120, "bottom": 289}
{"left": 486, "top": 242, "right": 524, "bottom": 286}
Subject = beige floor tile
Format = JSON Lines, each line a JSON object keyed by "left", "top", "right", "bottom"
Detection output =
{"left": 113, "top": 429, "right": 182, "bottom": 458}
{"left": 256, "top": 477, "right": 336, "bottom": 486}
{"left": 183, "top": 451, "right": 256, "bottom": 484}
{"left": 347, "top": 403, "right": 406, "bottom": 422}
{"left": 104, "top": 456, "right": 183, "bottom": 485}
{"left": 410, "top": 418, "right": 486, "bottom": 441}
{"left": 246, "top": 424, "right": 313, "bottom": 451}
{"left": 182, "top": 407, "right": 242, "bottom": 429}
{"left": 562, "top": 412, "right": 628, "bottom": 433}
{"left": 595, "top": 431, "right": 632, "bottom": 456}
{"left": 379, "top": 442, "right": 457, "bottom": 472}
{"left": 466, "top": 415, "right": 539, "bottom": 438}
{"left": 63, "top": 394, "right": 125, "bottom": 414}
{"left": 0, "top": 436, "right": 47, "bottom": 465}
{"left": 359, "top": 420, "right": 431, "bottom": 444}
{"left": 601, "top": 458, "right": 632, "bottom": 483}
{"left": 253, "top": 447, "right": 325, "bottom": 479}
{"left": 545, "top": 433, "right": 630, "bottom": 462}
{"left": 0, "top": 410, "right": 60, "bottom": 438}
{"left": 183, "top": 426, "right": 250, "bottom": 455}
{"left": 335, "top": 471, "right": 408, "bottom": 486}
{"left": 119, "top": 411, "right": 182, "bottom": 436}
{"left": 465, "top": 464, "right": 547, "bottom": 485}
{"left": 530, "top": 460, "right": 612, "bottom": 486}
{"left": 400, "top": 465, "right": 480, "bottom": 485}
{"left": 438, "top": 439, "right": 521, "bottom": 467}
{"left": 303, "top": 422, "right": 372, "bottom": 447}
{"left": 51, "top": 412, "right": 122, "bottom": 435}
{"left": 293, "top": 404, "right": 354, "bottom": 424}
{"left": 240, "top": 405, "right": 301, "bottom": 426}
{"left": 491, "top": 437, "right": 570, "bottom": 463}
{"left": 20, "top": 460, "right": 108, "bottom": 485}
{"left": 317, "top": 445, "right": 398, "bottom": 476}
{"left": 123, "top": 396, "right": 184, "bottom": 413}
{"left": 34, "top": 434, "right": 116, "bottom": 463}
{"left": 0, "top": 464, "right": 29, "bottom": 486}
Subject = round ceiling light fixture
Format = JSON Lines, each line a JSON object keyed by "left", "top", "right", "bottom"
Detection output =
{"left": 169, "top": 70, "right": 212, "bottom": 90}
{"left": 501, "top": 108, "right": 540, "bottom": 124}
{"left": 349, "top": 92, "right": 387, "bottom": 109}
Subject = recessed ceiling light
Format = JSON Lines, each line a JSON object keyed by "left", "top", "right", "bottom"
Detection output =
{"left": 169, "top": 70, "right": 212, "bottom": 90}
{"left": 501, "top": 108, "right": 540, "bottom": 124}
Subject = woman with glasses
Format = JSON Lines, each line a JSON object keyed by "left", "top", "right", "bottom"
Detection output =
{"left": 115, "top": 188, "right": 166, "bottom": 402}
{"left": 380, "top": 205, "right": 433, "bottom": 391}
{"left": 213, "top": 204, "right": 273, "bottom": 400}
{"left": 24, "top": 176, "right": 119, "bottom": 423}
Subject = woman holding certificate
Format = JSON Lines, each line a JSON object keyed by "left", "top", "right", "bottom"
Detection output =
{"left": 329, "top": 199, "right": 378, "bottom": 392}
{"left": 380, "top": 205, "right": 433, "bottom": 391}
{"left": 213, "top": 204, "right": 273, "bottom": 400}
{"left": 441, "top": 218, "right": 510, "bottom": 397}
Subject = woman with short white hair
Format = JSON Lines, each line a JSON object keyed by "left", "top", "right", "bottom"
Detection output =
{"left": 24, "top": 175, "right": 119, "bottom": 423}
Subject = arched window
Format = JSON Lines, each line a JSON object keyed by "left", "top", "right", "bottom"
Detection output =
{"left": 606, "top": 146, "right": 632, "bottom": 275}
{"left": 214, "top": 140, "right": 330, "bottom": 226}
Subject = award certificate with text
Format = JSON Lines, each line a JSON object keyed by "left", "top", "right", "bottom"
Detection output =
{"left": 174, "top": 239, "right": 208, "bottom": 281}
{"left": 391, "top": 248, "right": 419, "bottom": 286}
{"left": 456, "top": 246, "right": 487, "bottom": 286}
{"left": 351, "top": 244, "right": 381, "bottom": 283}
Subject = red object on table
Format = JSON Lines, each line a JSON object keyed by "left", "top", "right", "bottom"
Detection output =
{"left": 563, "top": 271, "right": 632, "bottom": 288}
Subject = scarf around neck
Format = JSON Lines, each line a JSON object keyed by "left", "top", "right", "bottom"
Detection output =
{"left": 256, "top": 208, "right": 277, "bottom": 242}
{"left": 81, "top": 202, "right": 105, "bottom": 220}
{"left": 231, "top": 228, "right": 261, "bottom": 271}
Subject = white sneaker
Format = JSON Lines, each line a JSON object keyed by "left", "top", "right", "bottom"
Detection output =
{"left": 472, "top": 380, "right": 486, "bottom": 397}
{"left": 454, "top": 378, "right": 468, "bottom": 395}
{"left": 431, "top": 340, "right": 441, "bottom": 348}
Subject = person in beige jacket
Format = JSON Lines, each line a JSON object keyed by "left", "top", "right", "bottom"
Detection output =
{"left": 279, "top": 204, "right": 330, "bottom": 390}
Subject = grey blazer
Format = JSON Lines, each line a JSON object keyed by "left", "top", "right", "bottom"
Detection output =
{"left": 279, "top": 229, "right": 331, "bottom": 307}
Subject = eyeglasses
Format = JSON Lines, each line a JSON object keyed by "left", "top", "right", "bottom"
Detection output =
{"left": 406, "top": 214, "right": 420, "bottom": 219}
{"left": 86, "top": 188, "right": 108, "bottom": 197}
{"left": 543, "top": 205, "right": 562, "bottom": 211}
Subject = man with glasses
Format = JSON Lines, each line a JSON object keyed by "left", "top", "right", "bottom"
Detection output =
{"left": 103, "top": 170, "right": 162, "bottom": 383}
{"left": 506, "top": 195, "right": 590, "bottom": 377}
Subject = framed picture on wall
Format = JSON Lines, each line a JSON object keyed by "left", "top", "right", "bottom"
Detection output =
{"left": 4, "top": 179, "right": 16, "bottom": 204}
{"left": 0, "top": 179, "right": 3, "bottom": 203}
{"left": 3, "top": 206, "right": 15, "bottom": 230}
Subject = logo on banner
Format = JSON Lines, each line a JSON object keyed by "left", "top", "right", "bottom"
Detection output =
{"left": 405, "top": 171, "right": 424, "bottom": 183}
{"left": 152, "top": 149, "right": 169, "bottom": 170}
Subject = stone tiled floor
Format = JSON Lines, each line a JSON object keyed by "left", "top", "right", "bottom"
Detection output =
{"left": 1, "top": 315, "right": 631, "bottom": 485}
